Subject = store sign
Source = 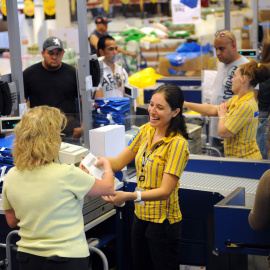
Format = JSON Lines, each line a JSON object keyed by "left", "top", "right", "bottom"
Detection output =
{"left": 1, "top": 0, "right": 7, "bottom": 21}
{"left": 24, "top": 0, "right": 35, "bottom": 19}
{"left": 171, "top": 0, "right": 201, "bottom": 24}
{"left": 43, "top": 0, "right": 55, "bottom": 20}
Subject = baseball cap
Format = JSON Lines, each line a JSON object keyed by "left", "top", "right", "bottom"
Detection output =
{"left": 95, "top": 16, "right": 111, "bottom": 25}
{"left": 43, "top": 37, "right": 64, "bottom": 51}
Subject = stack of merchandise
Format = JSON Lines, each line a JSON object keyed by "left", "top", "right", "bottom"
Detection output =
{"left": 93, "top": 97, "right": 130, "bottom": 128}
{"left": 0, "top": 134, "right": 14, "bottom": 193}
{"left": 159, "top": 42, "right": 213, "bottom": 77}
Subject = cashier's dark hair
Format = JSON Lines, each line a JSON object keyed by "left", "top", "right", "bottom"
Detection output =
{"left": 153, "top": 84, "right": 190, "bottom": 139}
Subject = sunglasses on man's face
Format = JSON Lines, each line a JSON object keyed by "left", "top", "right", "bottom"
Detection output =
{"left": 214, "top": 32, "right": 234, "bottom": 43}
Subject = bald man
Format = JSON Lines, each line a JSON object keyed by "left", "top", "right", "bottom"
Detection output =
{"left": 210, "top": 30, "right": 249, "bottom": 154}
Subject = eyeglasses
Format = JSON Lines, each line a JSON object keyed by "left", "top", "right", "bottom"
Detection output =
{"left": 214, "top": 32, "right": 234, "bottom": 43}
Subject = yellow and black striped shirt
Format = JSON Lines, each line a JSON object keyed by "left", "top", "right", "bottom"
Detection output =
{"left": 224, "top": 91, "right": 262, "bottom": 159}
{"left": 128, "top": 123, "right": 189, "bottom": 224}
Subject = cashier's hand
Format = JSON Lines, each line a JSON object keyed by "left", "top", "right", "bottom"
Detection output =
{"left": 218, "top": 101, "right": 227, "bottom": 118}
{"left": 102, "top": 191, "right": 126, "bottom": 207}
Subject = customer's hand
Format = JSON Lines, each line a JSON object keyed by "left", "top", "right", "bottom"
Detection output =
{"left": 129, "top": 52, "right": 137, "bottom": 59}
{"left": 79, "top": 156, "right": 89, "bottom": 173}
{"left": 102, "top": 191, "right": 126, "bottom": 207}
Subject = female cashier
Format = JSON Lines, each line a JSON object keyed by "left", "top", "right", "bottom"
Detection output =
{"left": 2, "top": 106, "right": 114, "bottom": 270}
{"left": 100, "top": 84, "right": 190, "bottom": 270}
{"left": 184, "top": 61, "right": 270, "bottom": 159}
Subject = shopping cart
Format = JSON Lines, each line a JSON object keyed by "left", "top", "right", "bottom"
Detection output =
{"left": 0, "top": 230, "right": 109, "bottom": 270}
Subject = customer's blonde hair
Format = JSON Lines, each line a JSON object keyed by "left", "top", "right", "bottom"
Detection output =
{"left": 12, "top": 106, "right": 67, "bottom": 171}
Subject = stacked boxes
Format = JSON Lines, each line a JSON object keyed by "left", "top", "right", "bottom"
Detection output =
{"left": 241, "top": 28, "right": 250, "bottom": 49}
{"left": 158, "top": 53, "right": 211, "bottom": 77}
{"left": 187, "top": 123, "right": 202, "bottom": 155}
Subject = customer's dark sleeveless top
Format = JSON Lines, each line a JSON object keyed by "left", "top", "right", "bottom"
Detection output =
{"left": 89, "top": 30, "right": 108, "bottom": 55}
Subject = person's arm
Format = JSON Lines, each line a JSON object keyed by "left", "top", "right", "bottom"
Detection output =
{"left": 103, "top": 137, "right": 188, "bottom": 206}
{"left": 117, "top": 46, "right": 137, "bottom": 59}
{"left": 217, "top": 118, "right": 234, "bottom": 138}
{"left": 89, "top": 34, "right": 99, "bottom": 51}
{"left": 183, "top": 101, "right": 218, "bottom": 116}
{"left": 107, "top": 147, "right": 137, "bottom": 172}
{"left": 23, "top": 70, "right": 30, "bottom": 107}
{"left": 95, "top": 88, "right": 104, "bottom": 98}
{"left": 254, "top": 89, "right": 259, "bottom": 101}
{"left": 249, "top": 170, "right": 270, "bottom": 230}
{"left": 103, "top": 172, "right": 179, "bottom": 206}
{"left": 81, "top": 157, "right": 115, "bottom": 196}
{"left": 217, "top": 101, "right": 234, "bottom": 138}
{"left": 5, "top": 209, "right": 20, "bottom": 228}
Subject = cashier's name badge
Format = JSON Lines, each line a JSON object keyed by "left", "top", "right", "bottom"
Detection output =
{"left": 139, "top": 175, "right": 145, "bottom": 181}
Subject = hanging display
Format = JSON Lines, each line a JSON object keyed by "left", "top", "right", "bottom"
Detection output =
{"left": 121, "top": 0, "right": 130, "bottom": 4}
{"left": 24, "top": 0, "right": 35, "bottom": 19}
{"left": 171, "top": 0, "right": 201, "bottom": 24}
{"left": 140, "top": 0, "right": 143, "bottom": 11}
{"left": 103, "top": 0, "right": 109, "bottom": 13}
{"left": 43, "top": 0, "right": 56, "bottom": 20}
{"left": 1, "top": 0, "right": 7, "bottom": 21}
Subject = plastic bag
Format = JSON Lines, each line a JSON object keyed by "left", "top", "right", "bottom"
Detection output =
{"left": 129, "top": 68, "right": 163, "bottom": 89}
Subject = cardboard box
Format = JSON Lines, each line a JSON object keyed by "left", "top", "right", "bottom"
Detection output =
{"left": 158, "top": 53, "right": 210, "bottom": 77}
{"left": 259, "top": 10, "right": 270, "bottom": 22}
{"left": 185, "top": 70, "right": 202, "bottom": 77}
{"left": 241, "top": 28, "right": 250, "bottom": 49}
{"left": 243, "top": 17, "right": 253, "bottom": 26}
{"left": 140, "top": 46, "right": 178, "bottom": 53}
{"left": 241, "top": 28, "right": 250, "bottom": 39}
{"left": 241, "top": 38, "right": 251, "bottom": 49}
{"left": 207, "top": 56, "right": 218, "bottom": 71}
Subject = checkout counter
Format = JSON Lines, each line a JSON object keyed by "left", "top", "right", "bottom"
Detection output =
{"left": 121, "top": 154, "right": 270, "bottom": 270}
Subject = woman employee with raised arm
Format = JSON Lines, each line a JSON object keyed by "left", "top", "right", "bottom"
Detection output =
{"left": 93, "top": 84, "right": 190, "bottom": 270}
{"left": 184, "top": 61, "right": 270, "bottom": 159}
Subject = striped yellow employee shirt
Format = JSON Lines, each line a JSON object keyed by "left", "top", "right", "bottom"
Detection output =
{"left": 223, "top": 91, "right": 262, "bottom": 159}
{"left": 128, "top": 123, "right": 189, "bottom": 224}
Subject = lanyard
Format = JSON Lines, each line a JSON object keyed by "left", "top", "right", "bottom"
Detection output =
{"left": 141, "top": 141, "right": 164, "bottom": 172}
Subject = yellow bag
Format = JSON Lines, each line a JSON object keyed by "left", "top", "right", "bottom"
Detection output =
{"left": 129, "top": 67, "right": 163, "bottom": 89}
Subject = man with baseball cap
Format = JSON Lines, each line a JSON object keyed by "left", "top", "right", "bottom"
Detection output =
{"left": 23, "top": 36, "right": 79, "bottom": 137}
{"left": 89, "top": 16, "right": 136, "bottom": 58}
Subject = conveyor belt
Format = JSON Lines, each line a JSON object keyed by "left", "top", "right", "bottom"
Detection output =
{"left": 125, "top": 171, "right": 259, "bottom": 207}
{"left": 180, "top": 171, "right": 258, "bottom": 207}
{"left": 180, "top": 171, "right": 258, "bottom": 195}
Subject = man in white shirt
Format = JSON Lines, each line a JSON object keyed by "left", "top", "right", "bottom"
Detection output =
{"left": 209, "top": 30, "right": 249, "bottom": 155}
{"left": 95, "top": 35, "right": 129, "bottom": 98}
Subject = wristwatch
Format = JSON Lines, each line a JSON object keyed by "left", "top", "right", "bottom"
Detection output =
{"left": 134, "top": 191, "right": 142, "bottom": 202}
